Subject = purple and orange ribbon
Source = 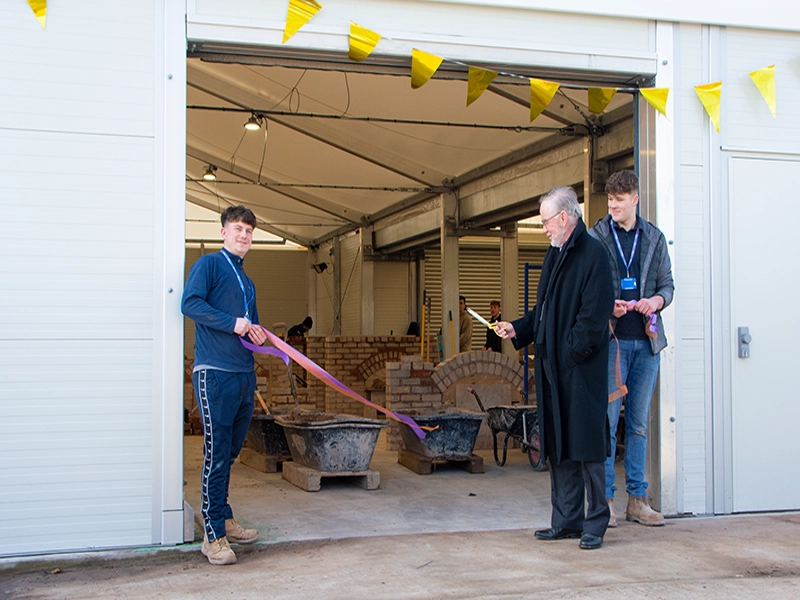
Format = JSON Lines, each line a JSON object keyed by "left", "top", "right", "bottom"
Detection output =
{"left": 624, "top": 300, "right": 658, "bottom": 339}
{"left": 240, "top": 328, "right": 429, "bottom": 439}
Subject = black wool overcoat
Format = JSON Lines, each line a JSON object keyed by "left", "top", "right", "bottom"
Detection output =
{"left": 511, "top": 219, "right": 614, "bottom": 464}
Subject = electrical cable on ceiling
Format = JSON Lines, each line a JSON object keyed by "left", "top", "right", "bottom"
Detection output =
{"left": 188, "top": 180, "right": 349, "bottom": 224}
{"left": 185, "top": 178, "right": 429, "bottom": 192}
{"left": 257, "top": 119, "right": 269, "bottom": 184}
{"left": 340, "top": 71, "right": 351, "bottom": 117}
{"left": 187, "top": 105, "right": 564, "bottom": 132}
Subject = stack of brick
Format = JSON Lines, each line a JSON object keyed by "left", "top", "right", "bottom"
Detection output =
{"left": 306, "top": 336, "right": 429, "bottom": 418}
{"left": 385, "top": 355, "right": 441, "bottom": 451}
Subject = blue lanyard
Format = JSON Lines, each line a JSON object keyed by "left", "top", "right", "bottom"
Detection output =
{"left": 220, "top": 250, "right": 250, "bottom": 320}
{"left": 611, "top": 226, "right": 640, "bottom": 279}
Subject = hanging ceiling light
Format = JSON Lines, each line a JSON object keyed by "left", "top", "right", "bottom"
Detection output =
{"left": 244, "top": 113, "right": 263, "bottom": 131}
{"left": 203, "top": 164, "right": 217, "bottom": 181}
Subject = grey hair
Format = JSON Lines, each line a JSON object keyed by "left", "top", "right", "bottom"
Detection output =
{"left": 540, "top": 186, "right": 582, "bottom": 222}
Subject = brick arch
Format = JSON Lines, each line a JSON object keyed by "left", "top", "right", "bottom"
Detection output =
{"left": 431, "top": 351, "right": 524, "bottom": 393}
{"left": 355, "top": 349, "right": 405, "bottom": 388}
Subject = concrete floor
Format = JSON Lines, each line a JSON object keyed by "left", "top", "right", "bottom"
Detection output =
{"left": 3, "top": 434, "right": 800, "bottom": 599}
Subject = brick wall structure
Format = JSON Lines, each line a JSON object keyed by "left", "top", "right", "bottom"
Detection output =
{"left": 305, "top": 336, "right": 435, "bottom": 418}
{"left": 385, "top": 351, "right": 530, "bottom": 451}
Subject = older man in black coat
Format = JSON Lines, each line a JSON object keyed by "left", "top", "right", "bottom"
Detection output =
{"left": 496, "top": 186, "right": 614, "bottom": 550}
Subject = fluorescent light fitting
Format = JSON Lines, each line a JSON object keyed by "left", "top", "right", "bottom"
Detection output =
{"left": 203, "top": 164, "right": 217, "bottom": 181}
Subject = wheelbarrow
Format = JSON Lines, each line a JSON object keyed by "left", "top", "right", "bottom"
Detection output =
{"left": 467, "top": 388, "right": 546, "bottom": 471}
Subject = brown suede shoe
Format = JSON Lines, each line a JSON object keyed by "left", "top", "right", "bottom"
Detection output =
{"left": 225, "top": 518, "right": 259, "bottom": 544}
{"left": 607, "top": 498, "right": 617, "bottom": 528}
{"left": 626, "top": 494, "right": 666, "bottom": 526}
{"left": 201, "top": 535, "right": 237, "bottom": 565}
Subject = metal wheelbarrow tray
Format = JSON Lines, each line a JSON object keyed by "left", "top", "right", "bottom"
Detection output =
{"left": 275, "top": 412, "right": 387, "bottom": 472}
{"left": 399, "top": 410, "right": 485, "bottom": 460}
{"left": 486, "top": 405, "right": 546, "bottom": 470}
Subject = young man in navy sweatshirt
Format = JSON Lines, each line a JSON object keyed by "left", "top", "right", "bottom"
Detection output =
{"left": 182, "top": 205, "right": 267, "bottom": 565}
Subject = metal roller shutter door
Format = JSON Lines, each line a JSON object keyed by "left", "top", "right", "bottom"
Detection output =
{"left": 423, "top": 246, "right": 546, "bottom": 353}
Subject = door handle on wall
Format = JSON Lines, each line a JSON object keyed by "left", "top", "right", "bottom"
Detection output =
{"left": 738, "top": 326, "right": 752, "bottom": 358}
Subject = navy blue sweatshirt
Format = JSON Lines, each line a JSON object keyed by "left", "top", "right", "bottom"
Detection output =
{"left": 181, "top": 248, "right": 260, "bottom": 372}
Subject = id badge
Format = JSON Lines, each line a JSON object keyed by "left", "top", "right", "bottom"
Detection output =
{"left": 621, "top": 277, "right": 637, "bottom": 291}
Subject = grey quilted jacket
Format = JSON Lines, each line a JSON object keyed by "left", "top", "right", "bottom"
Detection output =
{"left": 589, "top": 214, "right": 675, "bottom": 354}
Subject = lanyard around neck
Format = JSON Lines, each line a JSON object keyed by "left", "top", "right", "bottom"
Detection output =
{"left": 611, "top": 226, "right": 640, "bottom": 279}
{"left": 220, "top": 250, "right": 250, "bottom": 320}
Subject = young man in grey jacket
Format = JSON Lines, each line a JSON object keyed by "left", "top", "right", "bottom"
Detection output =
{"left": 589, "top": 171, "right": 675, "bottom": 528}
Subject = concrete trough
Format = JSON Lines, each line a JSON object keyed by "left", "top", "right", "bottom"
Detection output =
{"left": 245, "top": 413, "right": 292, "bottom": 458}
{"left": 399, "top": 410, "right": 485, "bottom": 459}
{"left": 275, "top": 413, "right": 388, "bottom": 472}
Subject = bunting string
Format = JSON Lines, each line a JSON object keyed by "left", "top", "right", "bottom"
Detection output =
{"left": 26, "top": 0, "right": 800, "bottom": 138}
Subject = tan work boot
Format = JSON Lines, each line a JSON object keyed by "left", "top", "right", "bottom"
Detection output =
{"left": 201, "top": 535, "right": 237, "bottom": 565}
{"left": 225, "top": 518, "right": 259, "bottom": 544}
{"left": 626, "top": 495, "right": 666, "bottom": 526}
{"left": 607, "top": 498, "right": 617, "bottom": 528}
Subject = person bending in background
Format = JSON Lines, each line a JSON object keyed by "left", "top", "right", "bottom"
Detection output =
{"left": 496, "top": 186, "right": 614, "bottom": 550}
{"left": 287, "top": 316, "right": 313, "bottom": 337}
{"left": 182, "top": 205, "right": 266, "bottom": 566}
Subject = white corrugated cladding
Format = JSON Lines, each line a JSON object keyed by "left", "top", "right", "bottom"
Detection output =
{"left": 339, "top": 234, "right": 362, "bottom": 335}
{"left": 374, "top": 262, "right": 410, "bottom": 336}
{"left": 0, "top": 2, "right": 163, "bottom": 555}
{"left": 184, "top": 247, "right": 308, "bottom": 353}
{"left": 674, "top": 23, "right": 709, "bottom": 514}
{"left": 188, "top": 1, "right": 655, "bottom": 76}
{"left": 720, "top": 28, "right": 800, "bottom": 512}
{"left": 423, "top": 244, "right": 546, "bottom": 352}
{"left": 725, "top": 28, "right": 800, "bottom": 151}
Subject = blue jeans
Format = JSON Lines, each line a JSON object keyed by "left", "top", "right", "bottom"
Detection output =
{"left": 193, "top": 369, "right": 256, "bottom": 542}
{"left": 605, "top": 338, "right": 660, "bottom": 499}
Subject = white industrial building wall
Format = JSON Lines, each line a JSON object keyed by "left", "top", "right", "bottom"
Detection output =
{"left": 673, "top": 24, "right": 800, "bottom": 515}
{"left": 724, "top": 28, "right": 800, "bottom": 150}
{"left": 188, "top": 0, "right": 656, "bottom": 79}
{"left": 0, "top": 0, "right": 184, "bottom": 556}
{"left": 374, "top": 261, "right": 410, "bottom": 337}
{"left": 674, "top": 23, "right": 711, "bottom": 515}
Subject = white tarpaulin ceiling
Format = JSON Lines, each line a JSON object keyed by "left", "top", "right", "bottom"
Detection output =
{"left": 185, "top": 56, "right": 632, "bottom": 249}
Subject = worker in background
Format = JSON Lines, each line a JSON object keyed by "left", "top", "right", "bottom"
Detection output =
{"left": 496, "top": 186, "right": 614, "bottom": 550}
{"left": 483, "top": 300, "right": 502, "bottom": 352}
{"left": 182, "top": 205, "right": 264, "bottom": 566}
{"left": 588, "top": 170, "right": 675, "bottom": 528}
{"left": 287, "top": 316, "right": 313, "bottom": 337}
{"left": 459, "top": 295, "right": 473, "bottom": 353}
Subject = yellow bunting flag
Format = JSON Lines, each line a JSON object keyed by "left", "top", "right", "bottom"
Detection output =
{"left": 349, "top": 22, "right": 381, "bottom": 62}
{"left": 27, "top": 0, "right": 46, "bottom": 29}
{"left": 411, "top": 49, "right": 443, "bottom": 89}
{"left": 588, "top": 87, "right": 618, "bottom": 114}
{"left": 466, "top": 67, "right": 498, "bottom": 107}
{"left": 749, "top": 65, "right": 776, "bottom": 117}
{"left": 283, "top": 0, "right": 322, "bottom": 44}
{"left": 529, "top": 78, "right": 560, "bottom": 121}
{"left": 640, "top": 88, "right": 670, "bottom": 117}
{"left": 695, "top": 81, "right": 722, "bottom": 133}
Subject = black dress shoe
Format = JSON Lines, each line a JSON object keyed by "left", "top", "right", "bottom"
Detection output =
{"left": 534, "top": 526, "right": 582, "bottom": 540}
{"left": 579, "top": 533, "right": 603, "bottom": 549}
